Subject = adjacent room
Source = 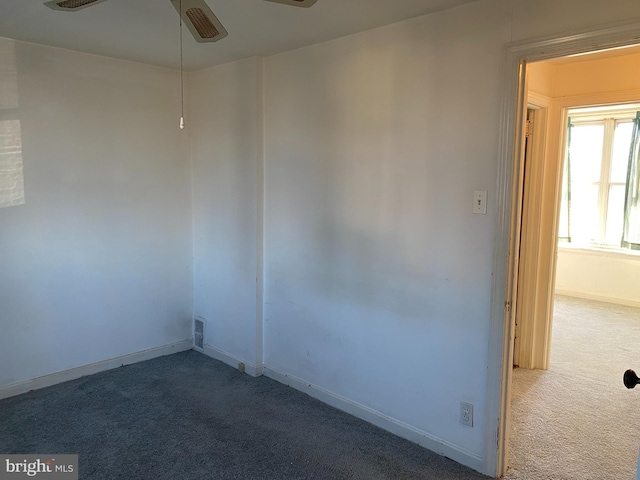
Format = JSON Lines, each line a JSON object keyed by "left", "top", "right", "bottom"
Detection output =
{"left": 509, "top": 50, "right": 640, "bottom": 479}
{"left": 2, "top": 0, "right": 640, "bottom": 478}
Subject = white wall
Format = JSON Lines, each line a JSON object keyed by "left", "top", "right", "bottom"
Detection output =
{"left": 509, "top": 0, "right": 640, "bottom": 41}
{"left": 556, "top": 249, "right": 640, "bottom": 306}
{"left": 0, "top": 40, "right": 193, "bottom": 388}
{"left": 185, "top": 0, "right": 640, "bottom": 473}
{"left": 263, "top": 1, "right": 511, "bottom": 463}
{"left": 189, "top": 57, "right": 263, "bottom": 373}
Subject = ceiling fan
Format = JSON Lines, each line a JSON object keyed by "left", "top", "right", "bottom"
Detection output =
{"left": 44, "top": 0, "right": 318, "bottom": 43}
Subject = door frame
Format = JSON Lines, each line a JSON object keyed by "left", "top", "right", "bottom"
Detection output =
{"left": 483, "top": 18, "right": 640, "bottom": 478}
{"left": 513, "top": 98, "right": 553, "bottom": 371}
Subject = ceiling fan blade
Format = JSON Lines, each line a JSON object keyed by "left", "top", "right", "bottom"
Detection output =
{"left": 263, "top": 0, "right": 318, "bottom": 7}
{"left": 170, "top": 0, "right": 228, "bottom": 43}
{"left": 44, "top": 0, "right": 109, "bottom": 11}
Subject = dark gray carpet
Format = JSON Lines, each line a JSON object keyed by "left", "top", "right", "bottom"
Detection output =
{"left": 0, "top": 351, "right": 488, "bottom": 479}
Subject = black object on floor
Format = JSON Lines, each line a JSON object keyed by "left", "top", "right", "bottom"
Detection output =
{"left": 0, "top": 350, "right": 488, "bottom": 479}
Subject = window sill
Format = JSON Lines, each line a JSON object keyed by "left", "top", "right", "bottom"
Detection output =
{"left": 558, "top": 243, "right": 640, "bottom": 260}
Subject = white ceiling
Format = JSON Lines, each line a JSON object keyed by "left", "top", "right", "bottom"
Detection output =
{"left": 0, "top": 0, "right": 481, "bottom": 71}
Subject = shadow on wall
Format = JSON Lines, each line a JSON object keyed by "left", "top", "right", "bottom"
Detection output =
{"left": 268, "top": 42, "right": 486, "bottom": 324}
{"left": 0, "top": 38, "right": 24, "bottom": 209}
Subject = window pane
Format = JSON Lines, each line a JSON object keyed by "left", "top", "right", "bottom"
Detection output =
{"left": 558, "top": 192, "right": 570, "bottom": 241}
{"left": 558, "top": 154, "right": 570, "bottom": 241}
{"left": 0, "top": 39, "right": 18, "bottom": 110}
{"left": 569, "top": 183, "right": 599, "bottom": 244}
{"left": 570, "top": 124, "right": 604, "bottom": 183}
{"left": 611, "top": 121, "right": 633, "bottom": 183}
{"left": 605, "top": 185, "right": 625, "bottom": 246}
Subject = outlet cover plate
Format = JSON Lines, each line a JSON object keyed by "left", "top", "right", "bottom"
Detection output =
{"left": 460, "top": 401, "right": 474, "bottom": 427}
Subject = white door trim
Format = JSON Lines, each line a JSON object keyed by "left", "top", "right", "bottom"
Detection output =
{"left": 484, "top": 17, "right": 640, "bottom": 478}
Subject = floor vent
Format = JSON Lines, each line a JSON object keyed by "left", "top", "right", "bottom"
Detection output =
{"left": 194, "top": 318, "right": 205, "bottom": 350}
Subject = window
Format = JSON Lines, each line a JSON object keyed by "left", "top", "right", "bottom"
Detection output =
{"left": 0, "top": 119, "right": 24, "bottom": 208}
{"left": 559, "top": 104, "right": 639, "bottom": 249}
{"left": 0, "top": 38, "right": 24, "bottom": 209}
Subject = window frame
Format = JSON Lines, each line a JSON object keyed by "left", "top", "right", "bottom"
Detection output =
{"left": 562, "top": 104, "right": 640, "bottom": 250}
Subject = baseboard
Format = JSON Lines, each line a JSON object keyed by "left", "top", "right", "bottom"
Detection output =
{"left": 0, "top": 340, "right": 193, "bottom": 400}
{"left": 555, "top": 289, "right": 640, "bottom": 308}
{"left": 200, "top": 344, "right": 264, "bottom": 377}
{"left": 263, "top": 366, "right": 484, "bottom": 474}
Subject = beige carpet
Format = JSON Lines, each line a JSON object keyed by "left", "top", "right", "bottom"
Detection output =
{"left": 506, "top": 295, "right": 640, "bottom": 480}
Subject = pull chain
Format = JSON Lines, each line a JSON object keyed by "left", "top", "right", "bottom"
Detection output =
{"left": 179, "top": 0, "right": 185, "bottom": 130}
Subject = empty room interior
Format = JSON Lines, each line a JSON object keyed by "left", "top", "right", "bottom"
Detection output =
{"left": 2, "top": 0, "right": 640, "bottom": 478}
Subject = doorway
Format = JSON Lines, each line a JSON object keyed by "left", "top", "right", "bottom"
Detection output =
{"left": 507, "top": 55, "right": 640, "bottom": 477}
{"left": 514, "top": 52, "right": 640, "bottom": 373}
{"left": 484, "top": 20, "right": 640, "bottom": 479}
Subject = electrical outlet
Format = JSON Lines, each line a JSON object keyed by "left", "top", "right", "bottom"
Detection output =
{"left": 460, "top": 402, "right": 474, "bottom": 427}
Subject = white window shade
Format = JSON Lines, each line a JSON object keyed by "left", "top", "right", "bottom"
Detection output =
{"left": 0, "top": 119, "right": 24, "bottom": 208}
{"left": 0, "top": 38, "right": 24, "bottom": 208}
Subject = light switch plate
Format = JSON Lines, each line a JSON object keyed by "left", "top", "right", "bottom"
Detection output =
{"left": 473, "top": 191, "right": 487, "bottom": 215}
